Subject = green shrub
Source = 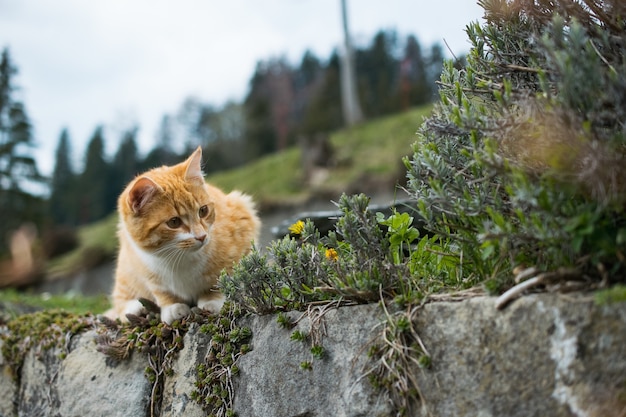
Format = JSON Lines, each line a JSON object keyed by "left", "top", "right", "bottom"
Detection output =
{"left": 405, "top": 0, "right": 626, "bottom": 292}
{"left": 220, "top": 194, "right": 407, "bottom": 313}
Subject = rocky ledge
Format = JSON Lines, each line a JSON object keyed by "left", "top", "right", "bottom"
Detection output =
{"left": 1, "top": 293, "right": 625, "bottom": 417}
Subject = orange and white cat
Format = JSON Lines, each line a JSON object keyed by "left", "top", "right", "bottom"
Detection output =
{"left": 107, "top": 147, "right": 260, "bottom": 324}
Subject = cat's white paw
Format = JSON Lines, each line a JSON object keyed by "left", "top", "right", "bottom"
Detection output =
{"left": 161, "top": 303, "right": 191, "bottom": 325}
{"left": 122, "top": 299, "right": 147, "bottom": 321}
{"left": 197, "top": 295, "right": 225, "bottom": 315}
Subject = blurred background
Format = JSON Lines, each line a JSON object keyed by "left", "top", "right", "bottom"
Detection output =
{"left": 0, "top": 1, "right": 483, "bottom": 309}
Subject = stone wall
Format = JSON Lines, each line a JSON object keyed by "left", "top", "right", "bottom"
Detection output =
{"left": 1, "top": 293, "right": 625, "bottom": 417}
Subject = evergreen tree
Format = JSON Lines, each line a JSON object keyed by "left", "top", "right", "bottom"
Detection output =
{"left": 109, "top": 127, "right": 139, "bottom": 206}
{"left": 357, "top": 30, "right": 400, "bottom": 117}
{"left": 200, "top": 102, "right": 247, "bottom": 172}
{"left": 292, "top": 50, "right": 324, "bottom": 132}
{"left": 244, "top": 97, "right": 275, "bottom": 160}
{"left": 78, "top": 126, "right": 110, "bottom": 224}
{"left": 156, "top": 114, "right": 176, "bottom": 154}
{"left": 425, "top": 43, "right": 445, "bottom": 94}
{"left": 301, "top": 52, "right": 344, "bottom": 135}
{"left": 0, "top": 48, "right": 45, "bottom": 253}
{"left": 243, "top": 61, "right": 281, "bottom": 159}
{"left": 142, "top": 115, "right": 180, "bottom": 171}
{"left": 49, "top": 128, "right": 77, "bottom": 226}
{"left": 399, "top": 35, "right": 431, "bottom": 108}
{"left": 298, "top": 50, "right": 323, "bottom": 87}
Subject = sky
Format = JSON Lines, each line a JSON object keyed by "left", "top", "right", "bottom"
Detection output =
{"left": 1, "top": 0, "right": 484, "bottom": 177}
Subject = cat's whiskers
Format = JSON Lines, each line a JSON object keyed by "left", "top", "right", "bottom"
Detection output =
{"left": 152, "top": 238, "right": 200, "bottom": 274}
{"left": 153, "top": 243, "right": 184, "bottom": 269}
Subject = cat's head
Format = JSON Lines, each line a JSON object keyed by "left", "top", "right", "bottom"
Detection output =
{"left": 119, "top": 147, "right": 215, "bottom": 252}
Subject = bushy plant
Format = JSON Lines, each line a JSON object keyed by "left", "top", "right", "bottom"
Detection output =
{"left": 405, "top": 0, "right": 626, "bottom": 292}
{"left": 220, "top": 192, "right": 467, "bottom": 313}
{"left": 220, "top": 194, "right": 410, "bottom": 313}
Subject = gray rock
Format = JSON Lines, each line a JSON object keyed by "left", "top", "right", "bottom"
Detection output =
{"left": 233, "top": 304, "right": 393, "bottom": 417}
{"left": 412, "top": 294, "right": 626, "bottom": 417}
{"left": 55, "top": 331, "right": 151, "bottom": 417}
{"left": 17, "top": 345, "right": 63, "bottom": 417}
{"left": 0, "top": 338, "right": 17, "bottom": 417}
{"left": 14, "top": 331, "right": 151, "bottom": 417}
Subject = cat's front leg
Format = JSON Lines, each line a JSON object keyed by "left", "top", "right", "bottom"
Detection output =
{"left": 198, "top": 289, "right": 225, "bottom": 315}
{"left": 161, "top": 303, "right": 192, "bottom": 325}
{"left": 122, "top": 299, "right": 147, "bottom": 319}
{"left": 153, "top": 289, "right": 191, "bottom": 324}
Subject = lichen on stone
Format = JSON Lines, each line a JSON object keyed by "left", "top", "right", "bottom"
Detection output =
{"left": 1, "top": 309, "right": 96, "bottom": 379}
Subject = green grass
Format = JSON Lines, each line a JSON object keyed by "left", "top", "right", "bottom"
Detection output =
{"left": 209, "top": 147, "right": 306, "bottom": 208}
{"left": 0, "top": 288, "right": 110, "bottom": 317}
{"left": 326, "top": 106, "right": 433, "bottom": 189}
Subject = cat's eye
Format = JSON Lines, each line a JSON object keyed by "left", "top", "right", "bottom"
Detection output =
{"left": 199, "top": 205, "right": 209, "bottom": 218}
{"left": 166, "top": 217, "right": 182, "bottom": 228}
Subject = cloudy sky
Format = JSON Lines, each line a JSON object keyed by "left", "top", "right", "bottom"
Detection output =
{"left": 1, "top": 1, "right": 484, "bottom": 176}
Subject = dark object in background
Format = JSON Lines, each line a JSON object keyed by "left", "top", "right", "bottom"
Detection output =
{"left": 41, "top": 226, "right": 79, "bottom": 259}
{"left": 272, "top": 198, "right": 425, "bottom": 239}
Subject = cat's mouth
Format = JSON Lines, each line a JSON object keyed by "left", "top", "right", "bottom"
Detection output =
{"left": 186, "top": 238, "right": 208, "bottom": 251}
{"left": 173, "top": 233, "right": 209, "bottom": 252}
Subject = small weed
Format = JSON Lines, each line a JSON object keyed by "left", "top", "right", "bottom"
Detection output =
{"left": 193, "top": 302, "right": 252, "bottom": 417}
{"left": 365, "top": 302, "right": 430, "bottom": 416}
{"left": 299, "top": 361, "right": 313, "bottom": 371}
{"left": 276, "top": 312, "right": 294, "bottom": 329}
{"left": 595, "top": 285, "right": 626, "bottom": 305}
{"left": 290, "top": 330, "right": 308, "bottom": 342}
{"left": 376, "top": 210, "right": 420, "bottom": 265}
{"left": 310, "top": 345, "right": 324, "bottom": 359}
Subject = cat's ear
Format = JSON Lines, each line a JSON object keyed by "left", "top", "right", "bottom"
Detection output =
{"left": 128, "top": 177, "right": 158, "bottom": 214}
{"left": 184, "top": 146, "right": 204, "bottom": 183}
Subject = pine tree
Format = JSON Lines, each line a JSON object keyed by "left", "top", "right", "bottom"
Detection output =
{"left": 109, "top": 127, "right": 139, "bottom": 206}
{"left": 243, "top": 61, "right": 281, "bottom": 159}
{"left": 78, "top": 126, "right": 110, "bottom": 224}
{"left": 425, "top": 43, "right": 445, "bottom": 97}
{"left": 49, "top": 128, "right": 77, "bottom": 226}
{"left": 399, "top": 35, "right": 431, "bottom": 109}
{"left": 358, "top": 30, "right": 400, "bottom": 117}
{"left": 301, "top": 52, "right": 344, "bottom": 135}
{"left": 0, "top": 48, "right": 45, "bottom": 253}
{"left": 290, "top": 50, "right": 324, "bottom": 134}
{"left": 142, "top": 115, "right": 180, "bottom": 171}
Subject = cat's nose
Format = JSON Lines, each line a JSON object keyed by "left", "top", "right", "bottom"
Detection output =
{"left": 195, "top": 234, "right": 207, "bottom": 243}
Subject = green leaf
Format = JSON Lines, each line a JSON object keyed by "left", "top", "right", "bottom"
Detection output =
{"left": 480, "top": 242, "right": 495, "bottom": 260}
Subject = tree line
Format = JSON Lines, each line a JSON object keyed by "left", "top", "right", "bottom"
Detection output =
{"left": 0, "top": 30, "right": 452, "bottom": 256}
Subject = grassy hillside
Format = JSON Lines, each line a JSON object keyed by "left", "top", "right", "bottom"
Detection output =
{"left": 43, "top": 105, "right": 432, "bottom": 279}
{"left": 209, "top": 105, "right": 433, "bottom": 208}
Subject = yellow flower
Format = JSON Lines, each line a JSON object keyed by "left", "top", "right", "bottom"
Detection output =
{"left": 325, "top": 248, "right": 338, "bottom": 261}
{"left": 288, "top": 220, "right": 305, "bottom": 236}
